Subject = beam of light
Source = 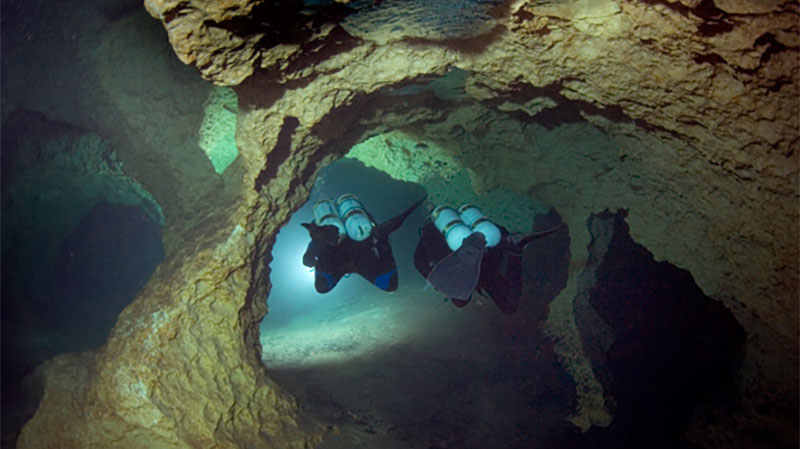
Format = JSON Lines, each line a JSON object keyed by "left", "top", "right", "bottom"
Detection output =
{"left": 261, "top": 157, "right": 443, "bottom": 367}
{"left": 279, "top": 231, "right": 316, "bottom": 284}
{"left": 267, "top": 204, "right": 325, "bottom": 308}
{"left": 260, "top": 293, "right": 449, "bottom": 369}
{"left": 261, "top": 199, "right": 447, "bottom": 368}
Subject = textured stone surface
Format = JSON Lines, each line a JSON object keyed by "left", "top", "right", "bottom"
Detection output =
{"left": 20, "top": 0, "right": 798, "bottom": 447}
{"left": 199, "top": 87, "right": 239, "bottom": 174}
{"left": 340, "top": 0, "right": 502, "bottom": 44}
{"left": 143, "top": 0, "right": 262, "bottom": 84}
{"left": 17, "top": 185, "right": 325, "bottom": 448}
{"left": 344, "top": 129, "right": 551, "bottom": 233}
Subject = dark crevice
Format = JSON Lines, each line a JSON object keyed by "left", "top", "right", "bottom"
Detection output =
{"left": 287, "top": 142, "right": 327, "bottom": 200}
{"left": 696, "top": 21, "right": 734, "bottom": 38}
{"left": 677, "top": 118, "right": 707, "bottom": 129}
{"left": 482, "top": 79, "right": 684, "bottom": 140}
{"left": 754, "top": 32, "right": 793, "bottom": 67}
{"left": 563, "top": 209, "right": 746, "bottom": 449}
{"left": 514, "top": 7, "right": 534, "bottom": 22}
{"left": 692, "top": 31, "right": 798, "bottom": 86}
{"left": 692, "top": 51, "right": 727, "bottom": 66}
{"left": 207, "top": 0, "right": 354, "bottom": 51}
{"left": 696, "top": 4, "right": 735, "bottom": 38}
{"left": 234, "top": 28, "right": 360, "bottom": 112}
{"left": 235, "top": 68, "right": 287, "bottom": 111}
{"left": 693, "top": 0, "right": 726, "bottom": 19}
{"left": 281, "top": 25, "right": 362, "bottom": 75}
{"left": 161, "top": 1, "right": 193, "bottom": 24}
{"left": 766, "top": 76, "right": 793, "bottom": 92}
{"left": 638, "top": 0, "right": 735, "bottom": 38}
{"left": 254, "top": 116, "right": 300, "bottom": 193}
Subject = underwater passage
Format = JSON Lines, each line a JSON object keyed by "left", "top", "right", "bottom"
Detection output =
{"left": 4, "top": 0, "right": 795, "bottom": 447}
{"left": 298, "top": 180, "right": 565, "bottom": 315}
{"left": 261, "top": 178, "right": 747, "bottom": 448}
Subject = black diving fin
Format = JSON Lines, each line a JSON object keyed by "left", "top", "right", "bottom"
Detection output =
{"left": 513, "top": 223, "right": 565, "bottom": 252}
{"left": 376, "top": 196, "right": 427, "bottom": 236}
{"left": 427, "top": 232, "right": 486, "bottom": 301}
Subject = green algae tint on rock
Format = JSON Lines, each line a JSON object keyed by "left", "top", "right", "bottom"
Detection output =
{"left": 199, "top": 87, "right": 239, "bottom": 174}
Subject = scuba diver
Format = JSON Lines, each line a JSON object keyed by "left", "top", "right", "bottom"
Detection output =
{"left": 414, "top": 204, "right": 562, "bottom": 313}
{"left": 302, "top": 193, "right": 424, "bottom": 293}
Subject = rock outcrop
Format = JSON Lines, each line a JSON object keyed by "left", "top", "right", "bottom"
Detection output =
{"left": 18, "top": 0, "right": 798, "bottom": 447}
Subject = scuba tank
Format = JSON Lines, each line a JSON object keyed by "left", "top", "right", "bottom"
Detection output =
{"left": 312, "top": 199, "right": 346, "bottom": 236}
{"left": 336, "top": 193, "right": 374, "bottom": 241}
{"left": 458, "top": 204, "right": 501, "bottom": 248}
{"left": 431, "top": 205, "right": 473, "bottom": 251}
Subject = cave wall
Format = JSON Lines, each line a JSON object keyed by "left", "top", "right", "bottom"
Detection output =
{"left": 18, "top": 0, "right": 798, "bottom": 448}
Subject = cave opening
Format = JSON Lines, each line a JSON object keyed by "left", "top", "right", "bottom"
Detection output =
{"left": 257, "top": 81, "right": 748, "bottom": 446}
{"left": 260, "top": 156, "right": 428, "bottom": 334}
{"left": 0, "top": 112, "right": 167, "bottom": 448}
{"left": 259, "top": 130, "right": 578, "bottom": 447}
{"left": 1, "top": 197, "right": 165, "bottom": 447}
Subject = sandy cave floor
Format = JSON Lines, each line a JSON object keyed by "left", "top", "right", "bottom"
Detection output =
{"left": 260, "top": 279, "right": 576, "bottom": 449}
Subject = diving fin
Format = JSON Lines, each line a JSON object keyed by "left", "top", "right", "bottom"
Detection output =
{"left": 427, "top": 233, "right": 486, "bottom": 301}
{"left": 377, "top": 196, "right": 426, "bottom": 236}
{"left": 516, "top": 223, "right": 564, "bottom": 248}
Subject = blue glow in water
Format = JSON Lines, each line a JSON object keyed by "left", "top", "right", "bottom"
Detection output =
{"left": 263, "top": 158, "right": 427, "bottom": 329}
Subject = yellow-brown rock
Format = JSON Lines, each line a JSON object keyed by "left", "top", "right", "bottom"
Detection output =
{"left": 18, "top": 186, "right": 325, "bottom": 448}
{"left": 20, "top": 0, "right": 798, "bottom": 448}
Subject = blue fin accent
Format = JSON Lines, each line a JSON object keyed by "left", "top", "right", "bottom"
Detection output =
{"left": 318, "top": 271, "right": 336, "bottom": 290}
{"left": 374, "top": 269, "right": 397, "bottom": 290}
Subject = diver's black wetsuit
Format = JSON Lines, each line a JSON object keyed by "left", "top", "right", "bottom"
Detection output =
{"left": 301, "top": 198, "right": 424, "bottom": 294}
{"left": 302, "top": 229, "right": 398, "bottom": 293}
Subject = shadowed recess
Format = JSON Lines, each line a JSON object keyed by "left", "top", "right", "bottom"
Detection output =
{"left": 255, "top": 115, "right": 301, "bottom": 192}
{"left": 561, "top": 210, "right": 746, "bottom": 449}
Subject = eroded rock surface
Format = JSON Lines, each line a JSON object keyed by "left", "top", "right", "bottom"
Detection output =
{"left": 574, "top": 210, "right": 746, "bottom": 447}
{"left": 18, "top": 0, "right": 798, "bottom": 448}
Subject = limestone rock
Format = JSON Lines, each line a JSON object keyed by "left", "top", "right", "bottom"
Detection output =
{"left": 340, "top": 0, "right": 502, "bottom": 45}
{"left": 18, "top": 0, "right": 799, "bottom": 448}
{"left": 199, "top": 87, "right": 239, "bottom": 174}
{"left": 143, "top": 0, "right": 262, "bottom": 84}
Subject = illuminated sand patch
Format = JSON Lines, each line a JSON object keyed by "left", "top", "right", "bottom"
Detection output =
{"left": 260, "top": 289, "right": 458, "bottom": 369}
{"left": 258, "top": 279, "right": 504, "bottom": 370}
{"left": 261, "top": 307, "right": 404, "bottom": 368}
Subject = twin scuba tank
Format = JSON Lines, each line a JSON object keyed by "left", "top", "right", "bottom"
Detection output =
{"left": 432, "top": 204, "right": 501, "bottom": 251}
{"left": 312, "top": 195, "right": 499, "bottom": 250}
{"left": 312, "top": 193, "right": 374, "bottom": 242}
